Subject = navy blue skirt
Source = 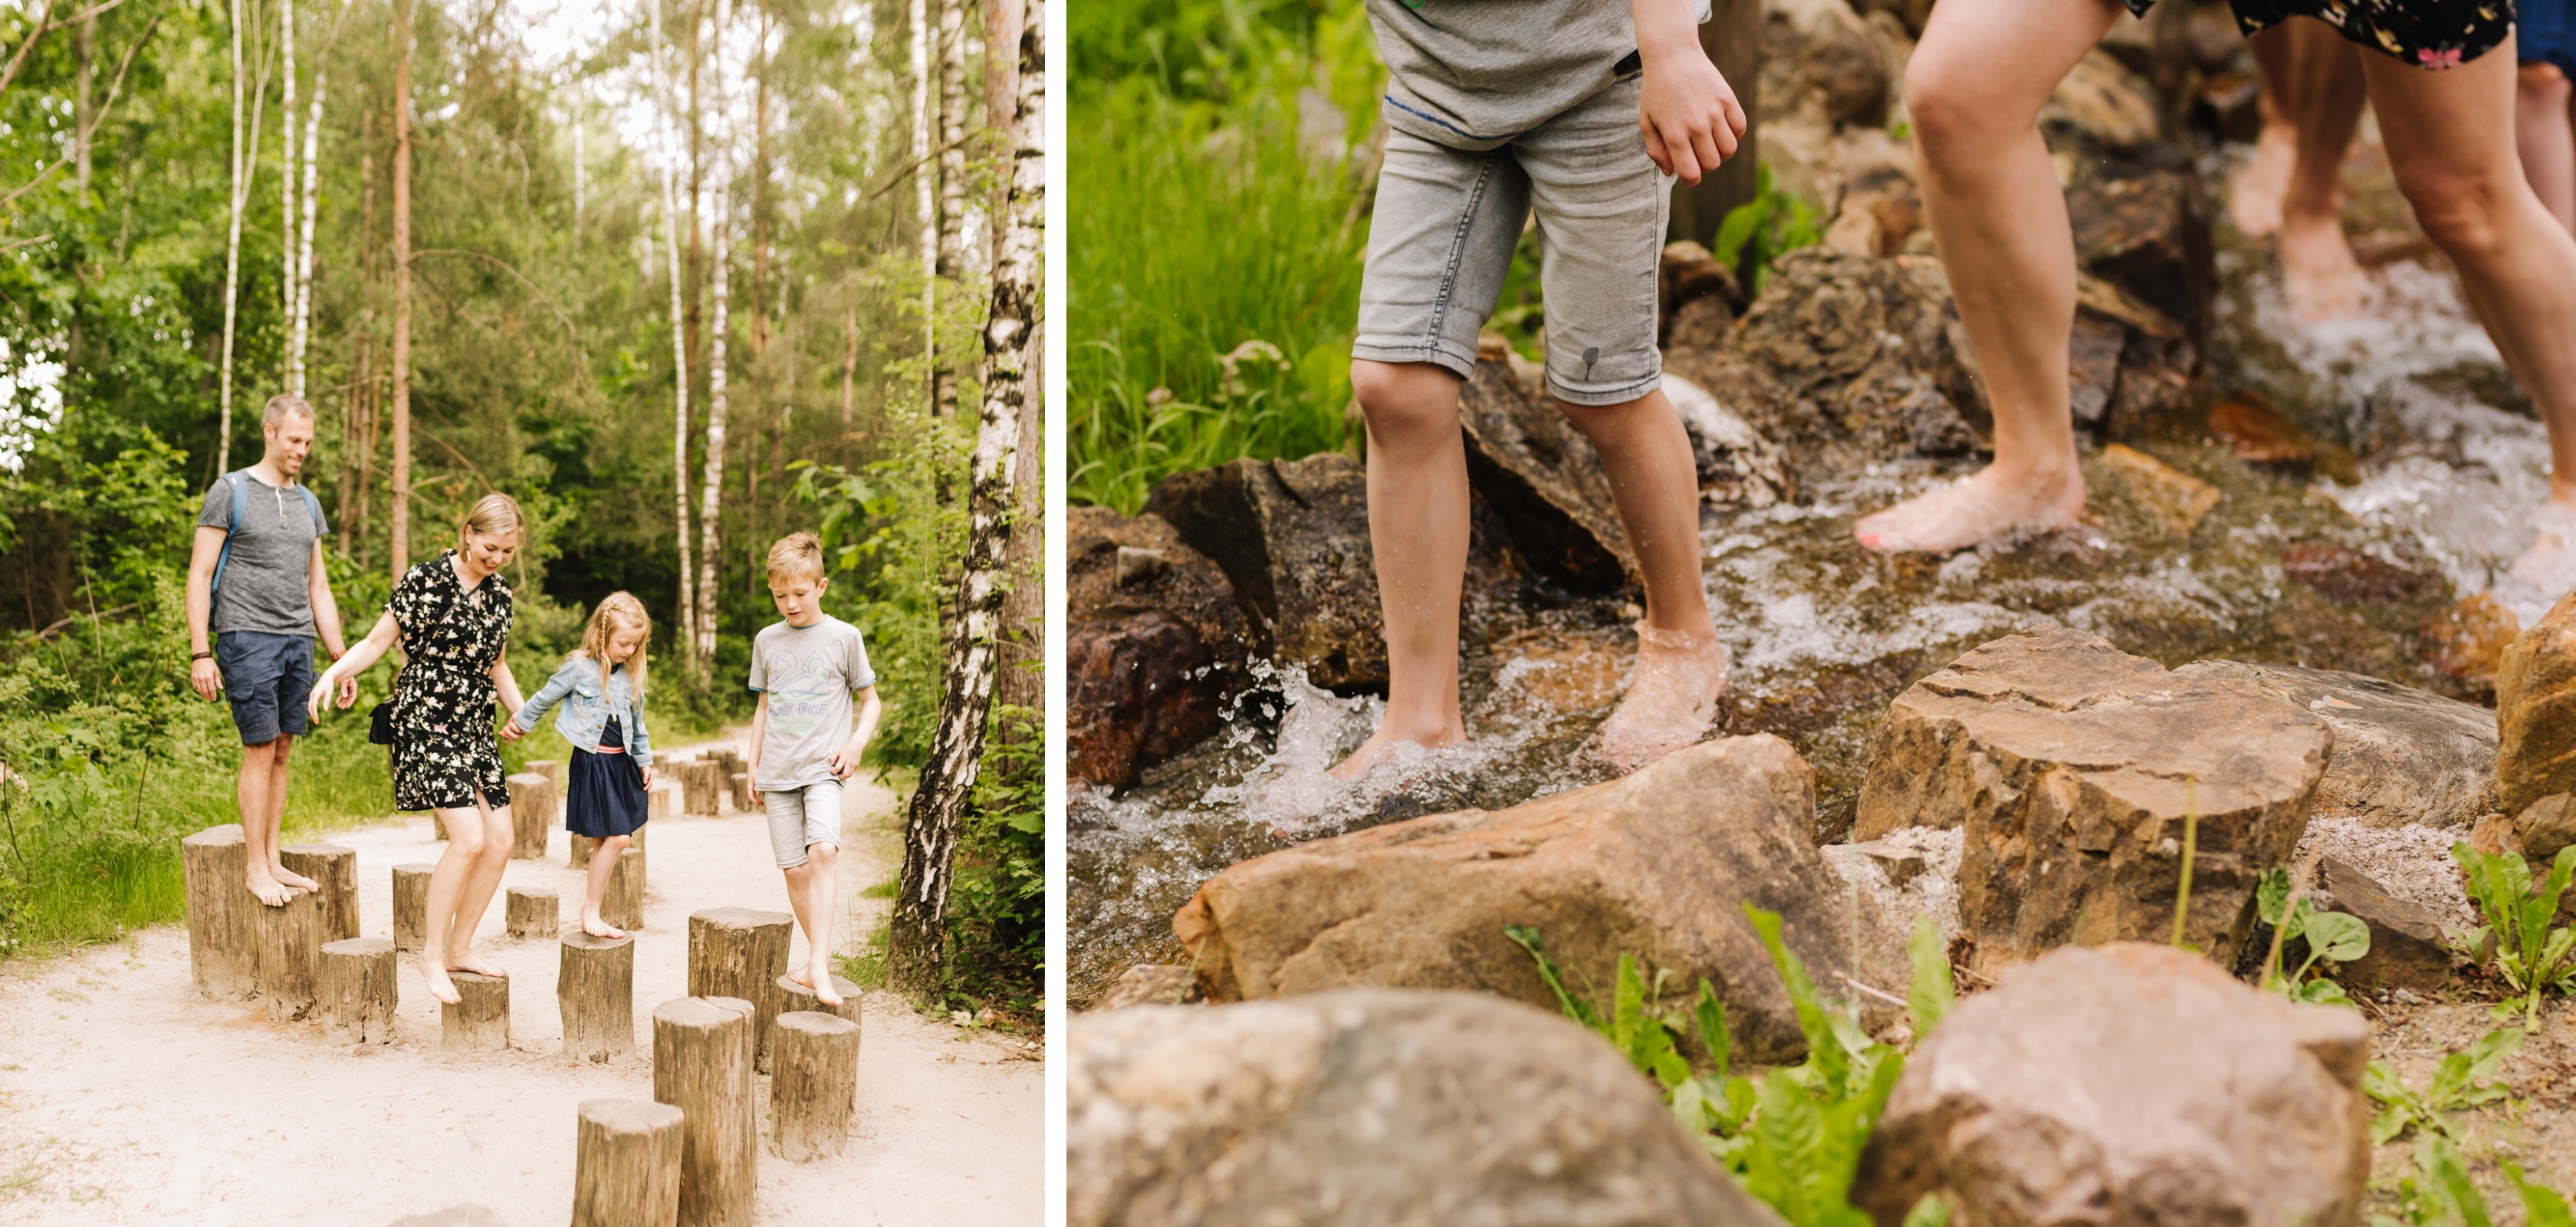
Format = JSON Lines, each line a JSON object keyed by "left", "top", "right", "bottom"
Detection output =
{"left": 566, "top": 719, "right": 649, "bottom": 839}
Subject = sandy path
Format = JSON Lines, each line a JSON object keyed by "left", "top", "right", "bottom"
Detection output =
{"left": 0, "top": 737, "right": 1042, "bottom": 1225}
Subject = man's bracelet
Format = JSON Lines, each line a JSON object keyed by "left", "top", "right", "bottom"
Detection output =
{"left": 190, "top": 651, "right": 212, "bottom": 662}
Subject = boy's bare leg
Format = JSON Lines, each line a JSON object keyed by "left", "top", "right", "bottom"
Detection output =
{"left": 582, "top": 833, "right": 629, "bottom": 939}
{"left": 238, "top": 737, "right": 294, "bottom": 906}
{"left": 1332, "top": 359, "right": 1472, "bottom": 778}
{"left": 419, "top": 805, "right": 487, "bottom": 1005}
{"left": 443, "top": 802, "right": 514, "bottom": 979}
{"left": 1852, "top": 0, "right": 2119, "bottom": 554}
{"left": 2276, "top": 21, "right": 2373, "bottom": 320}
{"left": 2233, "top": 25, "right": 2302, "bottom": 235}
{"left": 803, "top": 843, "right": 844, "bottom": 1005}
{"left": 2518, "top": 62, "right": 2576, "bottom": 231}
{"left": 1559, "top": 390, "right": 1729, "bottom": 769}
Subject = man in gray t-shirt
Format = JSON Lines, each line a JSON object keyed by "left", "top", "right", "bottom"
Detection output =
{"left": 185, "top": 395, "right": 353, "bottom": 908}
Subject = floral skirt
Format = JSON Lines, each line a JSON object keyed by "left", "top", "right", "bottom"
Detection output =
{"left": 2125, "top": 0, "right": 2515, "bottom": 69}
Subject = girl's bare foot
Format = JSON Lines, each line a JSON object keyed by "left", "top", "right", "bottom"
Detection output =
{"left": 243, "top": 869, "right": 293, "bottom": 908}
{"left": 580, "top": 910, "right": 627, "bottom": 940}
{"left": 2279, "top": 209, "right": 2371, "bottom": 321}
{"left": 2229, "top": 120, "right": 2297, "bottom": 237}
{"left": 271, "top": 864, "right": 320, "bottom": 893}
{"left": 1596, "top": 623, "right": 1730, "bottom": 772}
{"left": 1328, "top": 725, "right": 1467, "bottom": 781}
{"left": 2510, "top": 502, "right": 2576, "bottom": 598}
{"left": 809, "top": 960, "right": 843, "bottom": 1007}
{"left": 1853, "top": 464, "right": 2085, "bottom": 555}
{"left": 419, "top": 958, "right": 462, "bottom": 1005}
{"left": 785, "top": 965, "right": 813, "bottom": 989}
{"left": 446, "top": 952, "right": 506, "bottom": 979}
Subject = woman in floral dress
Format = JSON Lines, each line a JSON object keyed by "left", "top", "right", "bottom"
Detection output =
{"left": 310, "top": 493, "right": 527, "bottom": 1005}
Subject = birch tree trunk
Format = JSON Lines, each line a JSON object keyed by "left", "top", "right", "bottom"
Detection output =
{"left": 218, "top": 0, "right": 246, "bottom": 474}
{"left": 389, "top": 0, "right": 413, "bottom": 579}
{"left": 908, "top": 0, "right": 933, "bottom": 406}
{"left": 292, "top": 70, "right": 323, "bottom": 399}
{"left": 281, "top": 0, "right": 295, "bottom": 377}
{"left": 692, "top": 0, "right": 732, "bottom": 663}
{"left": 929, "top": 0, "right": 966, "bottom": 418}
{"left": 889, "top": 0, "right": 1041, "bottom": 992}
{"left": 653, "top": 0, "right": 698, "bottom": 658}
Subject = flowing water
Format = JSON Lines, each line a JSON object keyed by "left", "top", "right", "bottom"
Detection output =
{"left": 1066, "top": 131, "right": 2561, "bottom": 1007}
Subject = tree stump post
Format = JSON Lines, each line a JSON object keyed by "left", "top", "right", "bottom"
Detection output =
{"left": 393, "top": 863, "right": 435, "bottom": 952}
{"left": 652, "top": 996, "right": 756, "bottom": 1227}
{"left": 527, "top": 758, "right": 563, "bottom": 791}
{"left": 508, "top": 771, "right": 555, "bottom": 859}
{"left": 317, "top": 936, "right": 398, "bottom": 1044}
{"left": 681, "top": 762, "right": 720, "bottom": 815}
{"left": 560, "top": 930, "right": 636, "bottom": 1064}
{"left": 182, "top": 824, "right": 253, "bottom": 999}
{"left": 728, "top": 772, "right": 751, "bottom": 813}
{"left": 688, "top": 909, "right": 792, "bottom": 1072}
{"left": 252, "top": 886, "right": 324, "bottom": 1022}
{"left": 768, "top": 1012, "right": 861, "bottom": 1161}
{"left": 573, "top": 1098, "right": 685, "bottom": 1227}
{"left": 508, "top": 886, "right": 560, "bottom": 939}
{"left": 279, "top": 843, "right": 359, "bottom": 943}
{"left": 649, "top": 781, "right": 679, "bottom": 824}
{"left": 442, "top": 970, "right": 511, "bottom": 1051}
{"left": 573, "top": 824, "right": 646, "bottom": 870}
{"left": 772, "top": 974, "right": 862, "bottom": 1031}
{"left": 603, "top": 846, "right": 647, "bottom": 930}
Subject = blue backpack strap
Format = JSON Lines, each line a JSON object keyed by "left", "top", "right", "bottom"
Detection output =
{"left": 210, "top": 471, "right": 248, "bottom": 597}
{"left": 300, "top": 484, "right": 324, "bottom": 536}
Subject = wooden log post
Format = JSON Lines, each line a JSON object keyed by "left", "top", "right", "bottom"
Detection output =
{"left": 768, "top": 1012, "right": 861, "bottom": 1161}
{"left": 573, "top": 1098, "right": 685, "bottom": 1227}
{"left": 572, "top": 823, "right": 646, "bottom": 870}
{"left": 280, "top": 843, "right": 359, "bottom": 943}
{"left": 652, "top": 997, "right": 757, "bottom": 1227}
{"left": 508, "top": 771, "right": 556, "bottom": 859}
{"left": 649, "top": 781, "right": 679, "bottom": 824}
{"left": 728, "top": 772, "right": 751, "bottom": 813}
{"left": 689, "top": 909, "right": 792, "bottom": 1072}
{"left": 253, "top": 885, "right": 324, "bottom": 1022}
{"left": 508, "top": 885, "right": 560, "bottom": 939}
{"left": 442, "top": 970, "right": 511, "bottom": 1051}
{"left": 682, "top": 762, "right": 721, "bottom": 815}
{"left": 317, "top": 936, "right": 398, "bottom": 1044}
{"left": 393, "top": 863, "right": 435, "bottom": 952}
{"left": 527, "top": 758, "right": 563, "bottom": 792}
{"left": 182, "top": 824, "right": 253, "bottom": 999}
{"left": 560, "top": 930, "right": 637, "bottom": 1063}
{"left": 772, "top": 973, "right": 862, "bottom": 1031}
{"left": 712, "top": 748, "right": 743, "bottom": 777}
{"left": 603, "top": 846, "right": 648, "bottom": 931}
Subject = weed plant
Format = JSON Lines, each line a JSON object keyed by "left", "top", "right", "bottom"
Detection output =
{"left": 2364, "top": 1026, "right": 2522, "bottom": 1146}
{"left": 2451, "top": 842, "right": 2576, "bottom": 1028}
{"left": 2255, "top": 867, "right": 2371, "bottom": 1005}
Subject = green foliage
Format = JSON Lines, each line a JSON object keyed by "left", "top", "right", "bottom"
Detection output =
{"left": 2255, "top": 867, "right": 2371, "bottom": 1005}
{"left": 2452, "top": 841, "right": 2576, "bottom": 1028}
{"left": 2375, "top": 1137, "right": 2576, "bottom": 1227}
{"left": 1906, "top": 915, "right": 1952, "bottom": 1035}
{"left": 2364, "top": 1027, "right": 2522, "bottom": 1146}
{"left": 944, "top": 703, "right": 1044, "bottom": 1017}
{"left": 1713, "top": 163, "right": 1823, "bottom": 296}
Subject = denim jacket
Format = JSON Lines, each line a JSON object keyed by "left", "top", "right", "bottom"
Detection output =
{"left": 511, "top": 655, "right": 654, "bottom": 767}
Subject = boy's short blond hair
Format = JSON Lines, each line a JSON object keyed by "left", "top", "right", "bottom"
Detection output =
{"left": 765, "top": 531, "right": 828, "bottom": 582}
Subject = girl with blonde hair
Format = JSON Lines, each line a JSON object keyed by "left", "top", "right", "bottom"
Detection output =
{"left": 504, "top": 593, "right": 657, "bottom": 938}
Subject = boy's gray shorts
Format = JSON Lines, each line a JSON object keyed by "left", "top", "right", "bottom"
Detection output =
{"left": 762, "top": 780, "right": 843, "bottom": 869}
{"left": 1354, "top": 75, "right": 1671, "bottom": 407}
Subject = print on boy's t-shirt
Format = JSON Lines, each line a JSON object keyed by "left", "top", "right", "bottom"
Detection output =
{"left": 748, "top": 614, "right": 877, "bottom": 790}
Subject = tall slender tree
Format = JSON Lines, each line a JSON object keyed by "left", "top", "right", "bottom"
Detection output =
{"left": 929, "top": 0, "right": 965, "bottom": 417}
{"left": 389, "top": 0, "right": 413, "bottom": 578}
{"left": 291, "top": 65, "right": 323, "bottom": 398}
{"left": 907, "top": 0, "right": 932, "bottom": 400}
{"left": 692, "top": 0, "right": 732, "bottom": 662}
{"left": 218, "top": 0, "right": 247, "bottom": 474}
{"left": 653, "top": 0, "right": 698, "bottom": 659}
{"left": 280, "top": 0, "right": 295, "bottom": 365}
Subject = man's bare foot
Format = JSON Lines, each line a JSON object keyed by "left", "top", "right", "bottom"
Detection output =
{"left": 809, "top": 961, "right": 843, "bottom": 1007}
{"left": 1327, "top": 725, "right": 1465, "bottom": 781}
{"left": 2279, "top": 209, "right": 2371, "bottom": 321}
{"left": 1596, "top": 623, "right": 1730, "bottom": 772}
{"left": 2229, "top": 120, "right": 2297, "bottom": 237}
{"left": 2510, "top": 502, "right": 2576, "bottom": 598}
{"left": 271, "top": 863, "right": 320, "bottom": 893}
{"left": 419, "top": 958, "right": 462, "bottom": 1005}
{"left": 1853, "top": 464, "right": 2085, "bottom": 555}
{"left": 244, "top": 870, "right": 293, "bottom": 908}
{"left": 445, "top": 952, "right": 506, "bottom": 979}
{"left": 580, "top": 911, "right": 627, "bottom": 940}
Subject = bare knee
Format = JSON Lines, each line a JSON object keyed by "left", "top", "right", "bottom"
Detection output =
{"left": 1904, "top": 48, "right": 2021, "bottom": 157}
{"left": 268, "top": 735, "right": 294, "bottom": 766}
{"left": 446, "top": 820, "right": 489, "bottom": 858}
{"left": 598, "top": 834, "right": 629, "bottom": 857}
{"left": 2524, "top": 60, "right": 2571, "bottom": 100}
{"left": 807, "top": 842, "right": 839, "bottom": 871}
{"left": 477, "top": 814, "right": 514, "bottom": 864}
{"left": 2396, "top": 167, "right": 2516, "bottom": 261}
{"left": 1351, "top": 360, "right": 1460, "bottom": 448}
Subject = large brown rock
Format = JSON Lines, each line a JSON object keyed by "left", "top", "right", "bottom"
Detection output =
{"left": 1665, "top": 373, "right": 1798, "bottom": 511}
{"left": 1172, "top": 734, "right": 1857, "bottom": 1062}
{"left": 1854, "top": 627, "right": 2334, "bottom": 973}
{"left": 1068, "top": 507, "right": 1256, "bottom": 790}
{"left": 2174, "top": 661, "right": 2497, "bottom": 830}
{"left": 1146, "top": 454, "right": 1385, "bottom": 690}
{"left": 2499, "top": 590, "right": 2576, "bottom": 816}
{"left": 1855, "top": 942, "right": 2371, "bottom": 1227}
{"left": 1069, "top": 990, "right": 1782, "bottom": 1227}
{"left": 1457, "top": 358, "right": 1637, "bottom": 590}
{"left": 1761, "top": 0, "right": 1891, "bottom": 133}
{"left": 2316, "top": 854, "right": 2453, "bottom": 994}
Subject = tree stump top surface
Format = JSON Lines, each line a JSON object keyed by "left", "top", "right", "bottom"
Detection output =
{"left": 185, "top": 824, "right": 245, "bottom": 847}
{"left": 451, "top": 971, "right": 505, "bottom": 989}
{"left": 654, "top": 996, "right": 744, "bottom": 1031}
{"left": 323, "top": 937, "right": 396, "bottom": 956}
{"left": 281, "top": 842, "right": 354, "bottom": 856}
{"left": 690, "top": 907, "right": 792, "bottom": 931}
{"left": 508, "top": 771, "right": 549, "bottom": 787}
{"left": 394, "top": 862, "right": 436, "bottom": 873}
{"left": 511, "top": 884, "right": 561, "bottom": 900}
{"left": 578, "top": 1097, "right": 684, "bottom": 1131}
{"left": 775, "top": 973, "right": 863, "bottom": 1002}
{"left": 776, "top": 1010, "right": 859, "bottom": 1038}
{"left": 562, "top": 930, "right": 635, "bottom": 953}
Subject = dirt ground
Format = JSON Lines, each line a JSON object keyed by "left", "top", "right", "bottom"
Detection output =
{"left": 0, "top": 736, "right": 1042, "bottom": 1225}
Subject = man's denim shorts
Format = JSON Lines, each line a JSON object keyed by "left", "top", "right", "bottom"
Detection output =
{"left": 215, "top": 630, "right": 315, "bottom": 745}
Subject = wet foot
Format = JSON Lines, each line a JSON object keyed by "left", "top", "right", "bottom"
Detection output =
{"left": 244, "top": 870, "right": 293, "bottom": 908}
{"left": 271, "top": 864, "right": 320, "bottom": 893}
{"left": 419, "top": 958, "right": 462, "bottom": 1005}
{"left": 580, "top": 911, "right": 627, "bottom": 940}
{"left": 1853, "top": 464, "right": 2085, "bottom": 555}
{"left": 2229, "top": 121, "right": 2295, "bottom": 237}
{"left": 445, "top": 952, "right": 506, "bottom": 979}
{"left": 1596, "top": 623, "right": 1731, "bottom": 772}
{"left": 2509, "top": 502, "right": 2576, "bottom": 600}
{"left": 809, "top": 961, "right": 843, "bottom": 1007}
{"left": 1328, "top": 725, "right": 1466, "bottom": 781}
{"left": 2279, "top": 209, "right": 2371, "bottom": 321}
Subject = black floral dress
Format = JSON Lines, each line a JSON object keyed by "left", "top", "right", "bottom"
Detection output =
{"left": 2128, "top": 0, "right": 2512, "bottom": 68}
{"left": 388, "top": 551, "right": 513, "bottom": 811}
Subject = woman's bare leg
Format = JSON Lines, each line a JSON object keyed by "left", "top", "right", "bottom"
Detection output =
{"left": 2233, "top": 25, "right": 2302, "bottom": 235}
{"left": 1851, "top": 0, "right": 2121, "bottom": 554}
{"left": 2518, "top": 61, "right": 2576, "bottom": 231}
{"left": 2275, "top": 21, "right": 2374, "bottom": 319}
{"left": 1332, "top": 360, "right": 1472, "bottom": 778}
{"left": 581, "top": 833, "right": 629, "bottom": 939}
{"left": 443, "top": 801, "right": 515, "bottom": 979}
{"left": 419, "top": 805, "right": 486, "bottom": 1005}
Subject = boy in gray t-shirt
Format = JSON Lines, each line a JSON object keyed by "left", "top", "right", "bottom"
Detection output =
{"left": 747, "top": 531, "right": 882, "bottom": 1007}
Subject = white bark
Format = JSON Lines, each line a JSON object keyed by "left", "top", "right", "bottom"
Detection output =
{"left": 931, "top": 0, "right": 966, "bottom": 417}
{"left": 908, "top": 0, "right": 932, "bottom": 402}
{"left": 693, "top": 0, "right": 732, "bottom": 662}
{"left": 291, "top": 68, "right": 324, "bottom": 400}
{"left": 652, "top": 0, "right": 697, "bottom": 656}
{"left": 219, "top": 0, "right": 245, "bottom": 473}
{"left": 281, "top": 0, "right": 295, "bottom": 367}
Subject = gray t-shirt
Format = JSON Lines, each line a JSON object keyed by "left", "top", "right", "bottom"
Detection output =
{"left": 748, "top": 614, "right": 878, "bottom": 790}
{"left": 1366, "top": 0, "right": 1710, "bottom": 151}
{"left": 196, "top": 472, "right": 327, "bottom": 637}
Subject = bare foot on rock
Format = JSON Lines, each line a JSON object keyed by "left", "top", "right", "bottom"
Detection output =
{"left": 2510, "top": 501, "right": 2576, "bottom": 599}
{"left": 445, "top": 952, "right": 506, "bottom": 979}
{"left": 2279, "top": 209, "right": 2371, "bottom": 321}
{"left": 2229, "top": 120, "right": 2296, "bottom": 237}
{"left": 271, "top": 863, "right": 319, "bottom": 893}
{"left": 1854, "top": 464, "right": 2085, "bottom": 555}
{"left": 419, "top": 959, "right": 462, "bottom": 1005}
{"left": 244, "top": 869, "right": 293, "bottom": 908}
{"left": 1328, "top": 724, "right": 1465, "bottom": 781}
{"left": 1596, "top": 622, "right": 1730, "bottom": 772}
{"left": 809, "top": 960, "right": 844, "bottom": 1007}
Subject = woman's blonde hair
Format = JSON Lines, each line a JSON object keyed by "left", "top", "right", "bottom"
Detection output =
{"left": 459, "top": 492, "right": 526, "bottom": 548}
{"left": 573, "top": 591, "right": 652, "bottom": 698}
{"left": 765, "top": 531, "right": 827, "bottom": 582}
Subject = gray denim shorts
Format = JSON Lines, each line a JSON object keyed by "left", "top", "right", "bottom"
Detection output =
{"left": 1354, "top": 75, "right": 1671, "bottom": 407}
{"left": 762, "top": 779, "right": 843, "bottom": 870}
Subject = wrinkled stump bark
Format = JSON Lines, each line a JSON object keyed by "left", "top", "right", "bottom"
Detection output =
{"left": 527, "top": 758, "right": 563, "bottom": 791}
{"left": 317, "top": 936, "right": 398, "bottom": 1044}
{"left": 649, "top": 781, "right": 679, "bottom": 824}
{"left": 182, "top": 824, "right": 252, "bottom": 999}
{"left": 690, "top": 909, "right": 792, "bottom": 1072}
{"left": 560, "top": 930, "right": 637, "bottom": 1064}
{"left": 728, "top": 772, "right": 751, "bottom": 813}
{"left": 769, "top": 1011, "right": 860, "bottom": 1161}
{"left": 253, "top": 885, "right": 324, "bottom": 1022}
{"left": 508, "top": 771, "right": 556, "bottom": 859}
{"left": 572, "top": 824, "right": 646, "bottom": 870}
{"left": 393, "top": 863, "right": 435, "bottom": 952}
{"left": 442, "top": 971, "right": 511, "bottom": 1051}
{"left": 681, "top": 762, "right": 721, "bottom": 815}
{"left": 653, "top": 996, "right": 757, "bottom": 1227}
{"left": 508, "top": 886, "right": 560, "bottom": 939}
{"left": 711, "top": 748, "right": 744, "bottom": 778}
{"left": 574, "top": 1097, "right": 685, "bottom": 1227}
{"left": 280, "top": 843, "right": 358, "bottom": 943}
{"left": 604, "top": 847, "right": 647, "bottom": 931}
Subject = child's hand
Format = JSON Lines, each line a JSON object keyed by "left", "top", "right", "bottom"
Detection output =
{"left": 498, "top": 720, "right": 525, "bottom": 743}
{"left": 639, "top": 765, "right": 656, "bottom": 791}
{"left": 829, "top": 740, "right": 867, "bottom": 781}
{"left": 1635, "top": 31, "right": 1744, "bottom": 183}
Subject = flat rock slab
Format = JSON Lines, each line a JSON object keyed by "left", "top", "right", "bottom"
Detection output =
{"left": 2176, "top": 660, "right": 2496, "bottom": 829}
{"left": 2501, "top": 590, "right": 2576, "bottom": 816}
{"left": 1069, "top": 990, "right": 1779, "bottom": 1227}
{"left": 1855, "top": 625, "right": 2333, "bottom": 972}
{"left": 1174, "top": 733, "right": 1858, "bottom": 1062}
{"left": 2318, "top": 854, "right": 2454, "bottom": 993}
{"left": 1856, "top": 942, "right": 2371, "bottom": 1227}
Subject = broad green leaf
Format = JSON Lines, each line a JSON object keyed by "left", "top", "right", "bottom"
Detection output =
{"left": 1907, "top": 915, "right": 1953, "bottom": 1038}
{"left": 2258, "top": 866, "right": 2294, "bottom": 928}
{"left": 1745, "top": 903, "right": 1848, "bottom": 1095}
{"left": 1695, "top": 981, "right": 1731, "bottom": 1081}
{"left": 2303, "top": 911, "right": 2371, "bottom": 962}
{"left": 2512, "top": 1164, "right": 2576, "bottom": 1227}
{"left": 1745, "top": 1068, "right": 1828, "bottom": 1224}
{"left": 2370, "top": 1103, "right": 2415, "bottom": 1146}
{"left": 1503, "top": 925, "right": 1601, "bottom": 1031}
{"left": 2421, "top": 1135, "right": 2495, "bottom": 1227}
{"left": 2463, "top": 1027, "right": 2525, "bottom": 1090}
{"left": 2362, "top": 1060, "right": 2409, "bottom": 1104}
{"left": 1901, "top": 1194, "right": 1953, "bottom": 1227}
{"left": 2295, "top": 977, "right": 2352, "bottom": 1006}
